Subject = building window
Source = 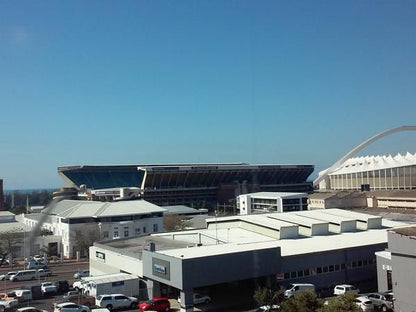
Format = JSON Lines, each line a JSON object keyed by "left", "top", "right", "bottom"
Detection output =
{"left": 153, "top": 224, "right": 158, "bottom": 232}
{"left": 316, "top": 267, "right": 322, "bottom": 274}
{"left": 304, "top": 269, "right": 310, "bottom": 276}
{"left": 290, "top": 272, "right": 296, "bottom": 278}
{"left": 103, "top": 231, "right": 109, "bottom": 239}
{"left": 114, "top": 231, "right": 119, "bottom": 238}
{"left": 135, "top": 228, "right": 140, "bottom": 234}
{"left": 124, "top": 230, "right": 129, "bottom": 237}
{"left": 143, "top": 227, "right": 146, "bottom": 233}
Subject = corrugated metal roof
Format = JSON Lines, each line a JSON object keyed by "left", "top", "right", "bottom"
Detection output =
{"left": 47, "top": 199, "right": 166, "bottom": 219}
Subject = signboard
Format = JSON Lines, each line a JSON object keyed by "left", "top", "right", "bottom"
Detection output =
{"left": 152, "top": 258, "right": 170, "bottom": 280}
{"left": 96, "top": 251, "right": 106, "bottom": 262}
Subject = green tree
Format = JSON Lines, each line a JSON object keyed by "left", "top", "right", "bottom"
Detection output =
{"left": 253, "top": 287, "right": 284, "bottom": 311}
{"left": 280, "top": 290, "right": 323, "bottom": 312}
{"left": 321, "top": 294, "right": 361, "bottom": 312}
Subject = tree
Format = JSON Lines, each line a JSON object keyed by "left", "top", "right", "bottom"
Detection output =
{"left": 253, "top": 287, "right": 284, "bottom": 310}
{"left": 163, "top": 215, "right": 190, "bottom": 232}
{"left": 321, "top": 294, "right": 362, "bottom": 312}
{"left": 280, "top": 290, "right": 323, "bottom": 312}
{"left": 0, "top": 229, "right": 23, "bottom": 265}
{"left": 73, "top": 226, "right": 100, "bottom": 257}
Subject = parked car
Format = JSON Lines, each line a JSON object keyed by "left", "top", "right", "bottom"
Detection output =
{"left": 256, "top": 305, "right": 281, "bottom": 312}
{"left": 0, "top": 297, "right": 19, "bottom": 311}
{"left": 55, "top": 281, "right": 71, "bottom": 295}
{"left": 178, "top": 293, "right": 211, "bottom": 305}
{"left": 53, "top": 302, "right": 90, "bottom": 312}
{"left": 37, "top": 269, "right": 52, "bottom": 277}
{"left": 138, "top": 297, "right": 170, "bottom": 312}
{"left": 355, "top": 296, "right": 374, "bottom": 311}
{"left": 26, "top": 262, "right": 47, "bottom": 270}
{"left": 73, "top": 270, "right": 89, "bottom": 279}
{"left": 41, "top": 282, "right": 57, "bottom": 296}
{"left": 0, "top": 271, "right": 17, "bottom": 281}
{"left": 13, "top": 289, "right": 32, "bottom": 302}
{"left": 63, "top": 291, "right": 81, "bottom": 301}
{"left": 367, "top": 292, "right": 395, "bottom": 311}
{"left": 17, "top": 307, "right": 48, "bottom": 312}
{"left": 333, "top": 284, "right": 360, "bottom": 296}
{"left": 61, "top": 294, "right": 95, "bottom": 308}
{"left": 284, "top": 283, "right": 315, "bottom": 298}
{"left": 95, "top": 294, "right": 138, "bottom": 310}
{"left": 21, "top": 285, "right": 42, "bottom": 300}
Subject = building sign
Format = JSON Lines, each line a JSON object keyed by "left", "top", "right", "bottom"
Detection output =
{"left": 96, "top": 251, "right": 106, "bottom": 262}
{"left": 112, "top": 281, "right": 124, "bottom": 287}
{"left": 152, "top": 258, "right": 170, "bottom": 280}
{"left": 153, "top": 264, "right": 166, "bottom": 274}
{"left": 382, "top": 264, "right": 392, "bottom": 271}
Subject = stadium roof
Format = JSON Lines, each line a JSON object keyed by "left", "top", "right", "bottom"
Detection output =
{"left": 329, "top": 152, "right": 416, "bottom": 175}
{"left": 58, "top": 163, "right": 314, "bottom": 190}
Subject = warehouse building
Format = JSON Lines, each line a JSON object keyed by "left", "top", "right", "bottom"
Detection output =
{"left": 89, "top": 209, "right": 406, "bottom": 311}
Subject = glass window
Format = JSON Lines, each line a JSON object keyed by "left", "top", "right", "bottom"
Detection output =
{"left": 341, "top": 263, "right": 346, "bottom": 270}
{"left": 304, "top": 269, "right": 310, "bottom": 276}
{"left": 297, "top": 270, "right": 304, "bottom": 277}
{"left": 103, "top": 231, "right": 109, "bottom": 238}
{"left": 153, "top": 224, "right": 158, "bottom": 232}
{"left": 335, "top": 264, "right": 340, "bottom": 271}
{"left": 114, "top": 231, "right": 119, "bottom": 238}
{"left": 290, "top": 271, "right": 297, "bottom": 278}
{"left": 317, "top": 267, "right": 322, "bottom": 274}
{"left": 329, "top": 265, "right": 334, "bottom": 272}
{"left": 323, "top": 266, "right": 328, "bottom": 273}
{"left": 284, "top": 272, "right": 290, "bottom": 279}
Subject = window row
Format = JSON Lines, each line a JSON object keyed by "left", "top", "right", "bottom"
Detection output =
{"left": 281, "top": 258, "right": 376, "bottom": 280}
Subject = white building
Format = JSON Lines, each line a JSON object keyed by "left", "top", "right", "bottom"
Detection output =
{"left": 320, "top": 152, "right": 416, "bottom": 191}
{"left": 237, "top": 192, "right": 308, "bottom": 215}
{"left": 23, "top": 199, "right": 166, "bottom": 258}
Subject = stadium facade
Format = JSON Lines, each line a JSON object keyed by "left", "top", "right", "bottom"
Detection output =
{"left": 58, "top": 163, "right": 314, "bottom": 209}
{"left": 319, "top": 152, "right": 416, "bottom": 191}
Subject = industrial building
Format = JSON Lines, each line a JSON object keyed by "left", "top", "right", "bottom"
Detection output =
{"left": 89, "top": 209, "right": 406, "bottom": 311}
{"left": 57, "top": 163, "right": 314, "bottom": 209}
{"left": 376, "top": 226, "right": 416, "bottom": 312}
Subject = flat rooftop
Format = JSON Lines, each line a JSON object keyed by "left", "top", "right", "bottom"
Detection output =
{"left": 96, "top": 210, "right": 410, "bottom": 261}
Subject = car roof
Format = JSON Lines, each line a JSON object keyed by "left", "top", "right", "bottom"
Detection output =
{"left": 336, "top": 284, "right": 355, "bottom": 287}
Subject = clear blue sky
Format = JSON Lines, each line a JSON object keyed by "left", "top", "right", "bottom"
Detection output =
{"left": 1, "top": 1, "right": 416, "bottom": 189}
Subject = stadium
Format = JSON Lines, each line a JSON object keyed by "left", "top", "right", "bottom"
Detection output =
{"left": 320, "top": 152, "right": 416, "bottom": 191}
{"left": 58, "top": 163, "right": 314, "bottom": 209}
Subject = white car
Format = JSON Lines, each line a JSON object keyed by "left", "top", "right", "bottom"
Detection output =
{"left": 355, "top": 296, "right": 375, "bottom": 311}
{"left": 95, "top": 294, "right": 138, "bottom": 310}
{"left": 0, "top": 271, "right": 17, "bottom": 280}
{"left": 37, "top": 268, "right": 52, "bottom": 277}
{"left": 178, "top": 293, "right": 211, "bottom": 305}
{"left": 333, "top": 284, "right": 360, "bottom": 296}
{"left": 17, "top": 307, "right": 48, "bottom": 312}
{"left": 53, "top": 302, "right": 90, "bottom": 312}
{"left": 73, "top": 270, "right": 89, "bottom": 279}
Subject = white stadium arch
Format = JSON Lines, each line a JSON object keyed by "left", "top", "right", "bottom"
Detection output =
{"left": 313, "top": 125, "right": 416, "bottom": 188}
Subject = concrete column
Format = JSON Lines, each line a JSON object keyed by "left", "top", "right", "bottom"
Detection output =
{"left": 146, "top": 280, "right": 162, "bottom": 299}
{"left": 179, "top": 290, "right": 194, "bottom": 312}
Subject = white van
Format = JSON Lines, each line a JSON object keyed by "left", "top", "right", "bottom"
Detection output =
{"left": 284, "top": 283, "right": 315, "bottom": 298}
{"left": 10, "top": 270, "right": 38, "bottom": 282}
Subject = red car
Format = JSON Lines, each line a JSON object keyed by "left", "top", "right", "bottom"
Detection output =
{"left": 139, "top": 297, "right": 170, "bottom": 312}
